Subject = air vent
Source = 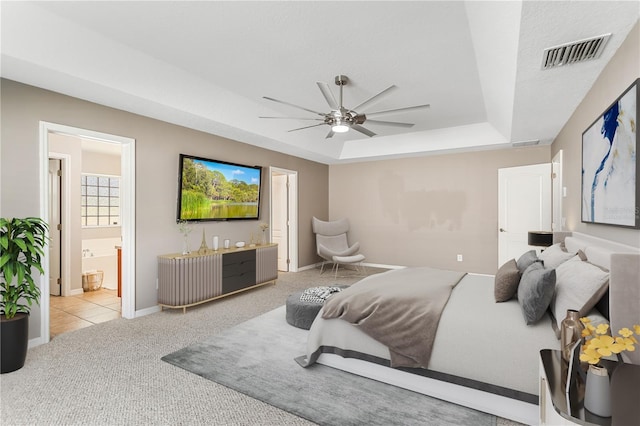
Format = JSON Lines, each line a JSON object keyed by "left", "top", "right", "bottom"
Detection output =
{"left": 541, "top": 33, "right": 611, "bottom": 70}
{"left": 512, "top": 139, "right": 540, "bottom": 147}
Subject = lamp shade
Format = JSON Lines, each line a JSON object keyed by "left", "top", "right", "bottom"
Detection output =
{"left": 528, "top": 231, "right": 553, "bottom": 247}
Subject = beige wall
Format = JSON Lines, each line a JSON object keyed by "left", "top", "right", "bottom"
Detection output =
{"left": 1, "top": 79, "right": 328, "bottom": 339}
{"left": 552, "top": 21, "right": 640, "bottom": 248}
{"left": 329, "top": 146, "right": 551, "bottom": 274}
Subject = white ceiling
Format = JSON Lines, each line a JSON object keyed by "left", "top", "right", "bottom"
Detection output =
{"left": 2, "top": 1, "right": 638, "bottom": 164}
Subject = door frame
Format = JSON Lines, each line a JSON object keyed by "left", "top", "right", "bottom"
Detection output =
{"left": 269, "top": 167, "right": 298, "bottom": 272}
{"left": 552, "top": 150, "right": 564, "bottom": 231}
{"left": 48, "top": 153, "right": 71, "bottom": 297}
{"left": 37, "top": 121, "right": 136, "bottom": 346}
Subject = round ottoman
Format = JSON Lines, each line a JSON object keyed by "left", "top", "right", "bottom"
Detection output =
{"left": 285, "top": 291, "right": 324, "bottom": 330}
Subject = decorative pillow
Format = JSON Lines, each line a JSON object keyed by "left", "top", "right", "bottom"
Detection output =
{"left": 494, "top": 259, "right": 520, "bottom": 302}
{"left": 538, "top": 243, "right": 575, "bottom": 269}
{"left": 517, "top": 262, "right": 556, "bottom": 325}
{"left": 550, "top": 256, "right": 609, "bottom": 332}
{"left": 516, "top": 250, "right": 538, "bottom": 273}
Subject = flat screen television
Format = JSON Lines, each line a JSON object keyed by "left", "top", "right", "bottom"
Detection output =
{"left": 177, "top": 154, "right": 262, "bottom": 222}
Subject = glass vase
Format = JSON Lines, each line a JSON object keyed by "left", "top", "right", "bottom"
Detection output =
{"left": 584, "top": 364, "right": 611, "bottom": 417}
{"left": 560, "top": 309, "right": 583, "bottom": 361}
{"left": 182, "top": 235, "right": 190, "bottom": 255}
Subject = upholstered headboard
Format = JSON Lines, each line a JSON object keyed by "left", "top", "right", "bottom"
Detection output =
{"left": 555, "top": 232, "right": 640, "bottom": 365}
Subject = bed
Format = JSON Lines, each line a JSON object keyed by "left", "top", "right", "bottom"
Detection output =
{"left": 296, "top": 232, "right": 640, "bottom": 425}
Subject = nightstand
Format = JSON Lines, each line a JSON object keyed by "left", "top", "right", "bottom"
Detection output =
{"left": 539, "top": 349, "right": 639, "bottom": 425}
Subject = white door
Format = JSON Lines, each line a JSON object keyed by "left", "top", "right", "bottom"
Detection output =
{"left": 498, "top": 163, "right": 552, "bottom": 266}
{"left": 270, "top": 167, "right": 298, "bottom": 272}
{"left": 48, "top": 159, "right": 62, "bottom": 296}
{"left": 272, "top": 174, "right": 289, "bottom": 271}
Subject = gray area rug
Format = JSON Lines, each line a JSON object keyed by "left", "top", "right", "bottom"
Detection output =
{"left": 162, "top": 306, "right": 497, "bottom": 426}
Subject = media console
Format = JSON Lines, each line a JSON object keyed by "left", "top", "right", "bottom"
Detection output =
{"left": 157, "top": 244, "right": 278, "bottom": 313}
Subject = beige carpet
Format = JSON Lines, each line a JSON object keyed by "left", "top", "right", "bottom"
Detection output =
{"left": 1, "top": 266, "right": 525, "bottom": 426}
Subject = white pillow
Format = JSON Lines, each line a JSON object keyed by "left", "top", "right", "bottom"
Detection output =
{"left": 539, "top": 243, "right": 575, "bottom": 269}
{"left": 550, "top": 256, "right": 609, "bottom": 331}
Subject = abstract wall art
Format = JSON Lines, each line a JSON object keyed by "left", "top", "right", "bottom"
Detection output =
{"left": 582, "top": 78, "right": 639, "bottom": 229}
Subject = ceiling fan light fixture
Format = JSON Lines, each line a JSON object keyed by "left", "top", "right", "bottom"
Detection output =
{"left": 332, "top": 123, "right": 350, "bottom": 133}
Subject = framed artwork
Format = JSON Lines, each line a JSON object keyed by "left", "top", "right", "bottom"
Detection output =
{"left": 582, "top": 78, "right": 639, "bottom": 228}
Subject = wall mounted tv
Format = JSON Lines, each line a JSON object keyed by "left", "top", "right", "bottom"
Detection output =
{"left": 177, "top": 154, "right": 262, "bottom": 222}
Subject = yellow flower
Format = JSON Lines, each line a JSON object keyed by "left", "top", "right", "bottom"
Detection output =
{"left": 580, "top": 347, "right": 602, "bottom": 365}
{"left": 580, "top": 317, "right": 592, "bottom": 325}
{"left": 579, "top": 317, "right": 639, "bottom": 365}
{"left": 620, "top": 327, "right": 634, "bottom": 338}
{"left": 615, "top": 337, "right": 636, "bottom": 352}
{"left": 590, "top": 335, "right": 616, "bottom": 356}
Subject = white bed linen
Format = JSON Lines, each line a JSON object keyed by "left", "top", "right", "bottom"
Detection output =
{"left": 305, "top": 273, "right": 560, "bottom": 397}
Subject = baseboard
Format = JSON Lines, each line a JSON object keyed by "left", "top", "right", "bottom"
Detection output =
{"left": 69, "top": 288, "right": 84, "bottom": 296}
{"left": 135, "top": 305, "right": 161, "bottom": 317}
{"left": 363, "top": 262, "right": 404, "bottom": 270}
{"left": 28, "top": 336, "right": 46, "bottom": 349}
{"left": 297, "top": 262, "right": 404, "bottom": 272}
{"left": 296, "top": 262, "right": 322, "bottom": 272}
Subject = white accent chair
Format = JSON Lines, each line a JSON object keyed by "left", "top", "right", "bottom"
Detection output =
{"left": 312, "top": 217, "right": 365, "bottom": 277}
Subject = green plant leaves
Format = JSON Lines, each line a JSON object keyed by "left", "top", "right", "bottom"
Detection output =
{"left": 0, "top": 217, "right": 48, "bottom": 319}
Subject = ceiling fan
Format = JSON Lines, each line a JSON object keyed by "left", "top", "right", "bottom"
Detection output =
{"left": 260, "top": 75, "right": 430, "bottom": 139}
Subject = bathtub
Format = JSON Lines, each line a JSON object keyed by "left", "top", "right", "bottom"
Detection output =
{"left": 82, "top": 238, "right": 120, "bottom": 290}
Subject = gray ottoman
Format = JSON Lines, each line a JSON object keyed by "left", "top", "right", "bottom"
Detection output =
{"left": 285, "top": 291, "right": 324, "bottom": 330}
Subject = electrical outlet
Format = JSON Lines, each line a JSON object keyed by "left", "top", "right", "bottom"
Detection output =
{"left": 457, "top": 254, "right": 463, "bottom": 262}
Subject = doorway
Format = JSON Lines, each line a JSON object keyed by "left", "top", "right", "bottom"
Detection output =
{"left": 498, "top": 163, "right": 552, "bottom": 266}
{"left": 270, "top": 167, "right": 298, "bottom": 272}
{"left": 38, "top": 122, "right": 136, "bottom": 346}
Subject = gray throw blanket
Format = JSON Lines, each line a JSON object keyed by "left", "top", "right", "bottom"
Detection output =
{"left": 321, "top": 267, "right": 466, "bottom": 368}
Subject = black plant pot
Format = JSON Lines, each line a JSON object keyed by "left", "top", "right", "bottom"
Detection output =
{"left": 1, "top": 313, "right": 29, "bottom": 374}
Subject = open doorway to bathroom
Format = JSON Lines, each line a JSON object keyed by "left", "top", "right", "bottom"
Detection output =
{"left": 48, "top": 135, "right": 123, "bottom": 338}
{"left": 40, "top": 122, "right": 136, "bottom": 345}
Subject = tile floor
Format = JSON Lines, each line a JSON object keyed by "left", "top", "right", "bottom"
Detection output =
{"left": 49, "top": 288, "right": 121, "bottom": 338}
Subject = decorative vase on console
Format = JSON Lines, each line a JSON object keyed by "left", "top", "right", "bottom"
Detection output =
{"left": 579, "top": 317, "right": 640, "bottom": 418}
{"left": 177, "top": 220, "right": 192, "bottom": 255}
{"left": 584, "top": 364, "right": 611, "bottom": 417}
{"left": 258, "top": 222, "right": 269, "bottom": 245}
{"left": 560, "top": 309, "right": 583, "bottom": 362}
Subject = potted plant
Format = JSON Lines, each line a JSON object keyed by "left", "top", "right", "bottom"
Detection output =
{"left": 0, "top": 217, "right": 48, "bottom": 373}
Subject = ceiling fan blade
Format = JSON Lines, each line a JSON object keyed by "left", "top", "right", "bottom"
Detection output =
{"left": 287, "top": 123, "right": 327, "bottom": 132}
{"left": 259, "top": 116, "right": 323, "bottom": 121}
{"left": 365, "top": 119, "right": 415, "bottom": 128}
{"left": 263, "top": 96, "right": 326, "bottom": 116}
{"left": 316, "top": 82, "right": 339, "bottom": 110}
{"left": 352, "top": 85, "right": 397, "bottom": 112}
{"left": 366, "top": 104, "right": 431, "bottom": 118}
{"left": 325, "top": 129, "right": 335, "bottom": 139}
{"left": 351, "top": 124, "right": 376, "bottom": 137}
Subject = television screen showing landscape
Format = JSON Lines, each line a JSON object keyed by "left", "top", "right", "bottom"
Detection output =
{"left": 177, "top": 154, "right": 261, "bottom": 221}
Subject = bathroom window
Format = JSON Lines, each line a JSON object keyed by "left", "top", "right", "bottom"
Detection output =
{"left": 81, "top": 174, "right": 120, "bottom": 227}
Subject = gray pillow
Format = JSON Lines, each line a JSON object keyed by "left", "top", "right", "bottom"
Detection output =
{"left": 538, "top": 243, "right": 575, "bottom": 269}
{"left": 517, "top": 262, "right": 556, "bottom": 325}
{"left": 516, "top": 250, "right": 538, "bottom": 273}
{"left": 495, "top": 259, "right": 520, "bottom": 302}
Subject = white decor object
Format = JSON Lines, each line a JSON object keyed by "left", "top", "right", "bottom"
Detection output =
{"left": 236, "top": 241, "right": 245, "bottom": 248}
{"left": 213, "top": 236, "right": 219, "bottom": 251}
